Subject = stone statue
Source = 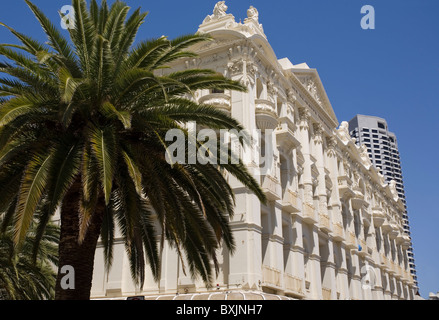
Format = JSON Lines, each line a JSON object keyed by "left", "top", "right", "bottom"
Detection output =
{"left": 389, "top": 180, "right": 398, "bottom": 200}
{"left": 247, "top": 6, "right": 259, "bottom": 22}
{"left": 203, "top": 1, "right": 228, "bottom": 23}
{"left": 337, "top": 121, "right": 351, "bottom": 143}
{"left": 359, "top": 144, "right": 372, "bottom": 167}
{"left": 244, "top": 5, "right": 264, "bottom": 33}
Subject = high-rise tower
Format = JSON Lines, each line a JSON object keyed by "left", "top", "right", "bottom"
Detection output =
{"left": 348, "top": 115, "right": 418, "bottom": 288}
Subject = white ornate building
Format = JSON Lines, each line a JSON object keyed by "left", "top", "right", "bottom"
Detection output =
{"left": 91, "top": 2, "right": 417, "bottom": 300}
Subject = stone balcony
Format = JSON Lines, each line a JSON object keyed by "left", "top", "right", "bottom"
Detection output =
{"left": 281, "top": 189, "right": 301, "bottom": 213}
{"left": 401, "top": 235, "right": 411, "bottom": 250}
{"left": 332, "top": 222, "right": 345, "bottom": 241}
{"left": 351, "top": 190, "right": 369, "bottom": 210}
{"left": 255, "top": 99, "right": 278, "bottom": 130}
{"left": 261, "top": 174, "right": 281, "bottom": 201}
{"left": 372, "top": 207, "right": 385, "bottom": 227}
{"left": 198, "top": 93, "right": 231, "bottom": 114}
{"left": 358, "top": 239, "right": 369, "bottom": 257}
{"left": 262, "top": 265, "right": 282, "bottom": 290}
{"left": 302, "top": 202, "right": 318, "bottom": 224}
{"left": 346, "top": 231, "right": 357, "bottom": 249}
{"left": 380, "top": 254, "right": 390, "bottom": 272}
{"left": 284, "top": 274, "right": 304, "bottom": 297}
{"left": 322, "top": 287, "right": 332, "bottom": 300}
{"left": 381, "top": 221, "right": 392, "bottom": 234}
{"left": 319, "top": 213, "right": 331, "bottom": 233}
{"left": 337, "top": 175, "right": 355, "bottom": 199}
{"left": 395, "top": 232, "right": 406, "bottom": 245}
{"left": 276, "top": 126, "right": 300, "bottom": 150}
{"left": 388, "top": 223, "right": 400, "bottom": 240}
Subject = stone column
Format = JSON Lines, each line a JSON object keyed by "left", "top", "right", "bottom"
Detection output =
{"left": 324, "top": 238, "right": 338, "bottom": 300}
{"left": 335, "top": 242, "right": 350, "bottom": 300}
{"left": 308, "top": 225, "right": 323, "bottom": 299}
{"left": 297, "top": 108, "right": 313, "bottom": 205}
{"left": 312, "top": 123, "right": 328, "bottom": 218}
{"left": 350, "top": 250, "right": 363, "bottom": 300}
{"left": 291, "top": 215, "right": 306, "bottom": 294}
{"left": 226, "top": 60, "right": 265, "bottom": 291}
{"left": 326, "top": 137, "right": 342, "bottom": 229}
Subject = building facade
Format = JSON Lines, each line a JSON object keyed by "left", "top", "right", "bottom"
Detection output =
{"left": 91, "top": 2, "right": 417, "bottom": 300}
{"left": 348, "top": 115, "right": 418, "bottom": 288}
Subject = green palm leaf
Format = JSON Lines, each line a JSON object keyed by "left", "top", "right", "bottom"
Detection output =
{"left": 89, "top": 125, "right": 116, "bottom": 205}
{"left": 13, "top": 150, "right": 53, "bottom": 246}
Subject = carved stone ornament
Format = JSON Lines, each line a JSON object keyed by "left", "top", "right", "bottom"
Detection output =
{"left": 227, "top": 59, "right": 243, "bottom": 75}
{"left": 286, "top": 89, "right": 297, "bottom": 104}
{"left": 246, "top": 61, "right": 257, "bottom": 80}
{"left": 304, "top": 78, "right": 322, "bottom": 106}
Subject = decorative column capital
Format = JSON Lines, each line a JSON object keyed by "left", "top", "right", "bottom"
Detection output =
{"left": 326, "top": 136, "right": 338, "bottom": 157}
{"left": 312, "top": 123, "right": 324, "bottom": 144}
{"left": 298, "top": 107, "right": 310, "bottom": 131}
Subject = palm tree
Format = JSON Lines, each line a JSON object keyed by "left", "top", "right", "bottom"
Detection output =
{"left": 0, "top": 214, "right": 59, "bottom": 300}
{"left": 0, "top": 0, "right": 265, "bottom": 300}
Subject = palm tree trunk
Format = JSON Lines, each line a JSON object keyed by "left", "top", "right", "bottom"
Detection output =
{"left": 55, "top": 178, "right": 105, "bottom": 300}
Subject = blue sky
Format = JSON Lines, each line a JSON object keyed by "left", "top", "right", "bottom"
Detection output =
{"left": 0, "top": 0, "right": 438, "bottom": 299}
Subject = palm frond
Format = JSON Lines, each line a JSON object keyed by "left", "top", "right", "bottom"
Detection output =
{"left": 13, "top": 149, "right": 53, "bottom": 246}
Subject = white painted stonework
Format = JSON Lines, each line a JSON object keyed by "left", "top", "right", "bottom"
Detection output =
{"left": 90, "top": 2, "right": 416, "bottom": 300}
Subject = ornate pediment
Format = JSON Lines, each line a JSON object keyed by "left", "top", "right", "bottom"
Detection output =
{"left": 291, "top": 69, "right": 338, "bottom": 129}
